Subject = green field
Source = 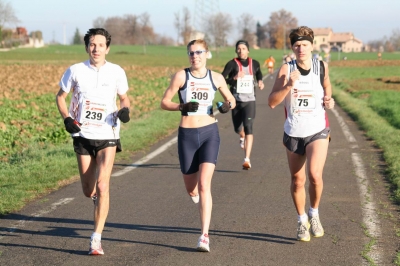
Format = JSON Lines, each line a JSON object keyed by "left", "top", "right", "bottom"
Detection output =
{"left": 1, "top": 45, "right": 400, "bottom": 216}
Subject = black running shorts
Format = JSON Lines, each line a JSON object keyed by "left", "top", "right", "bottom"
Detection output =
{"left": 178, "top": 123, "right": 220, "bottom": 175}
{"left": 283, "top": 127, "right": 331, "bottom": 155}
{"left": 73, "top": 137, "right": 122, "bottom": 157}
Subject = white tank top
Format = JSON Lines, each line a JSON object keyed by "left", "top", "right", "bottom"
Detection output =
{"left": 284, "top": 59, "right": 328, "bottom": 137}
{"left": 178, "top": 68, "right": 217, "bottom": 116}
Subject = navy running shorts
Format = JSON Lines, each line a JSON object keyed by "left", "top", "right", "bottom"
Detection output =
{"left": 283, "top": 127, "right": 331, "bottom": 155}
{"left": 73, "top": 137, "right": 122, "bottom": 157}
{"left": 178, "top": 123, "right": 220, "bottom": 175}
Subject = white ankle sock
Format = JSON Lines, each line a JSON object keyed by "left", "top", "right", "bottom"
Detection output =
{"left": 308, "top": 207, "right": 319, "bottom": 217}
{"left": 297, "top": 213, "right": 308, "bottom": 223}
{"left": 91, "top": 232, "right": 101, "bottom": 241}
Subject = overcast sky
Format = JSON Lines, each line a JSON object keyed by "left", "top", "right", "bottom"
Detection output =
{"left": 6, "top": 0, "right": 400, "bottom": 45}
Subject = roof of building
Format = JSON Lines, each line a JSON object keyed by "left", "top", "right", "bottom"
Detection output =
{"left": 329, "top": 33, "right": 354, "bottom": 43}
{"left": 312, "top": 28, "right": 332, "bottom": 36}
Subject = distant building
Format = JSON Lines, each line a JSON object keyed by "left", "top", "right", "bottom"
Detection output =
{"left": 312, "top": 28, "right": 363, "bottom": 53}
{"left": 0, "top": 27, "right": 44, "bottom": 48}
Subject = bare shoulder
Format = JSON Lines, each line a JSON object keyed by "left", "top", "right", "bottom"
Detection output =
{"left": 277, "top": 63, "right": 289, "bottom": 76}
{"left": 210, "top": 70, "right": 224, "bottom": 82}
{"left": 172, "top": 69, "right": 186, "bottom": 80}
{"left": 210, "top": 70, "right": 226, "bottom": 88}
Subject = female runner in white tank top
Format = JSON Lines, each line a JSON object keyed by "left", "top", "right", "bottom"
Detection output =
{"left": 268, "top": 26, "right": 335, "bottom": 242}
{"left": 161, "top": 39, "right": 236, "bottom": 252}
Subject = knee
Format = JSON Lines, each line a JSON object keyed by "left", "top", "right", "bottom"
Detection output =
{"left": 198, "top": 181, "right": 211, "bottom": 194}
{"left": 96, "top": 180, "right": 110, "bottom": 195}
{"left": 309, "top": 171, "right": 323, "bottom": 186}
{"left": 243, "top": 121, "right": 254, "bottom": 135}
{"left": 81, "top": 183, "right": 94, "bottom": 198}
{"left": 83, "top": 190, "right": 94, "bottom": 198}
{"left": 291, "top": 175, "right": 306, "bottom": 189}
{"left": 234, "top": 126, "right": 242, "bottom": 134}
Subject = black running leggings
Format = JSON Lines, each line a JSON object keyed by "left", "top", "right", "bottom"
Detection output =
{"left": 231, "top": 101, "right": 256, "bottom": 135}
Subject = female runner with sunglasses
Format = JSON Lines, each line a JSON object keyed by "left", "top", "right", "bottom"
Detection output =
{"left": 161, "top": 39, "right": 236, "bottom": 252}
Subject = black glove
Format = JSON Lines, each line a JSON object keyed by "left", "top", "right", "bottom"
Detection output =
{"left": 64, "top": 117, "right": 81, "bottom": 134}
{"left": 179, "top": 102, "right": 199, "bottom": 112}
{"left": 217, "top": 102, "right": 230, "bottom": 114}
{"left": 117, "top": 107, "right": 130, "bottom": 123}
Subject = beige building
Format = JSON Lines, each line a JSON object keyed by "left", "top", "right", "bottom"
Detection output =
{"left": 312, "top": 28, "right": 363, "bottom": 53}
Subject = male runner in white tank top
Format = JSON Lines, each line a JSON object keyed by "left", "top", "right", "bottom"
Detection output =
{"left": 268, "top": 26, "right": 335, "bottom": 242}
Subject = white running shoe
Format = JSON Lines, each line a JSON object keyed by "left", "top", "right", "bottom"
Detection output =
{"left": 191, "top": 195, "right": 199, "bottom": 204}
{"left": 297, "top": 220, "right": 311, "bottom": 242}
{"left": 197, "top": 234, "right": 210, "bottom": 252}
{"left": 88, "top": 238, "right": 104, "bottom": 255}
{"left": 242, "top": 158, "right": 251, "bottom": 170}
{"left": 309, "top": 214, "right": 324, "bottom": 237}
{"left": 239, "top": 138, "right": 245, "bottom": 149}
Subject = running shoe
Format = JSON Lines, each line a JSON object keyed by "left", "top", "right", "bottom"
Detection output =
{"left": 88, "top": 238, "right": 104, "bottom": 255}
{"left": 196, "top": 234, "right": 210, "bottom": 252}
{"left": 191, "top": 195, "right": 199, "bottom": 204}
{"left": 239, "top": 138, "right": 245, "bottom": 149}
{"left": 297, "top": 220, "right": 310, "bottom": 242}
{"left": 91, "top": 194, "right": 97, "bottom": 205}
{"left": 309, "top": 215, "right": 324, "bottom": 237}
{"left": 242, "top": 158, "right": 251, "bottom": 170}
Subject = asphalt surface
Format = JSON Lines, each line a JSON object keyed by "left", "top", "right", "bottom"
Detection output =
{"left": 0, "top": 73, "right": 399, "bottom": 266}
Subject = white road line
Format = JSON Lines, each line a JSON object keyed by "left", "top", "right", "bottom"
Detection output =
{"left": 112, "top": 108, "right": 224, "bottom": 177}
{"left": 331, "top": 108, "right": 381, "bottom": 264}
{"left": 0, "top": 198, "right": 74, "bottom": 240}
{"left": 112, "top": 136, "right": 178, "bottom": 177}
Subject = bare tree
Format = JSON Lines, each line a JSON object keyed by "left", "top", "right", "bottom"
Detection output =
{"left": 93, "top": 17, "right": 106, "bottom": 29}
{"left": 102, "top": 16, "right": 126, "bottom": 44}
{"left": 174, "top": 11, "right": 181, "bottom": 45}
{"left": 238, "top": 13, "right": 256, "bottom": 46}
{"left": 389, "top": 28, "right": 400, "bottom": 51}
{"left": 174, "top": 7, "right": 192, "bottom": 45}
{"left": 139, "top": 12, "right": 156, "bottom": 53}
{"left": 0, "top": 0, "right": 19, "bottom": 28}
{"left": 265, "top": 9, "right": 297, "bottom": 49}
{"left": 204, "top": 12, "right": 232, "bottom": 52}
{"left": 181, "top": 7, "right": 192, "bottom": 44}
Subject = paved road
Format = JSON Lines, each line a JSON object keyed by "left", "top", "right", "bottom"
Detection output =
{"left": 0, "top": 74, "right": 398, "bottom": 265}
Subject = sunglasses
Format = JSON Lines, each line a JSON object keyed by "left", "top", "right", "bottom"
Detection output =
{"left": 187, "top": 50, "right": 207, "bottom": 56}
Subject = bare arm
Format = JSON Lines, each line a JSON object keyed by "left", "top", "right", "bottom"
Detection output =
{"left": 212, "top": 71, "right": 236, "bottom": 109}
{"left": 55, "top": 89, "right": 70, "bottom": 119}
{"left": 322, "top": 62, "right": 335, "bottom": 109}
{"left": 118, "top": 93, "right": 130, "bottom": 109}
{"left": 160, "top": 70, "right": 186, "bottom": 111}
{"left": 268, "top": 64, "right": 299, "bottom": 109}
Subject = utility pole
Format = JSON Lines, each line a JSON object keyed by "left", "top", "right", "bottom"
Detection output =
{"left": 193, "top": 0, "right": 220, "bottom": 33}
{"left": 63, "top": 23, "right": 66, "bottom": 45}
{"left": 283, "top": 24, "right": 286, "bottom": 55}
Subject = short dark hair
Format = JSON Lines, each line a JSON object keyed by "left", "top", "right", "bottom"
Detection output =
{"left": 84, "top": 28, "right": 111, "bottom": 48}
{"left": 235, "top": 40, "right": 249, "bottom": 51}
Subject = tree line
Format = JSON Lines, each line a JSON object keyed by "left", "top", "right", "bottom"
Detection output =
{"left": 174, "top": 8, "right": 298, "bottom": 50}
{"left": 367, "top": 29, "right": 400, "bottom": 52}
{"left": 1, "top": 0, "right": 400, "bottom": 52}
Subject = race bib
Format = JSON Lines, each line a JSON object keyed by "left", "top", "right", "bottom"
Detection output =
{"left": 79, "top": 95, "right": 110, "bottom": 129}
{"left": 237, "top": 75, "right": 254, "bottom": 94}
{"left": 291, "top": 91, "right": 317, "bottom": 115}
{"left": 186, "top": 86, "right": 212, "bottom": 114}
